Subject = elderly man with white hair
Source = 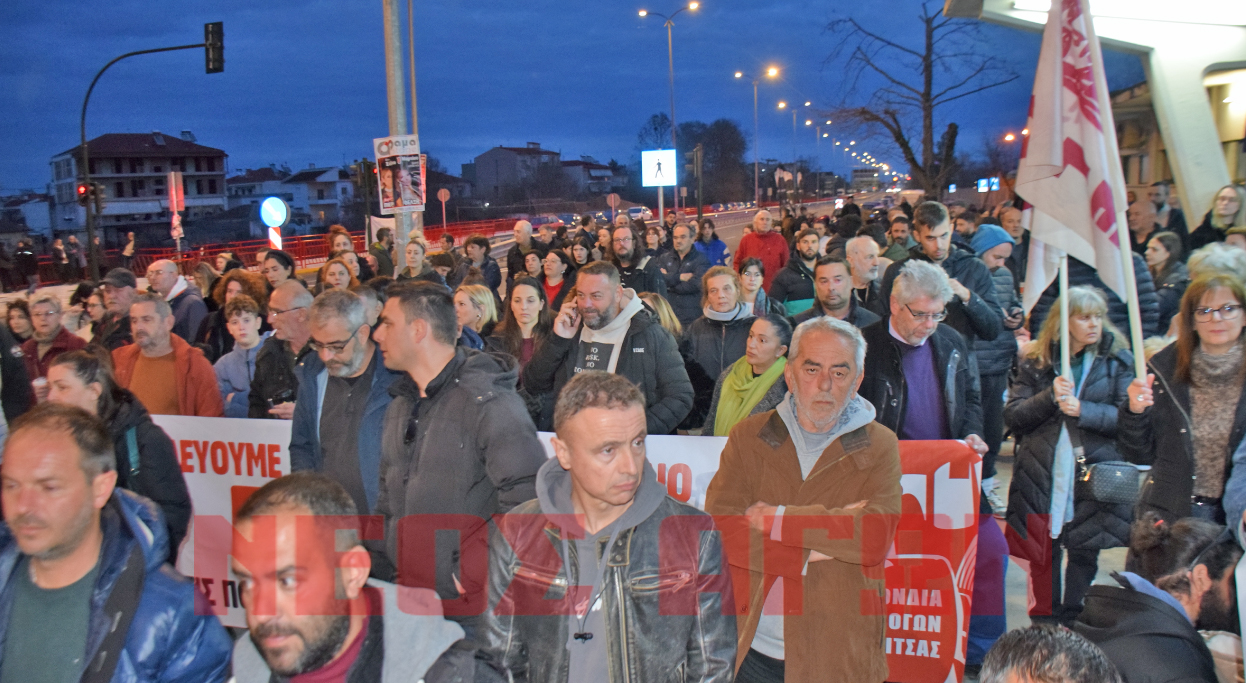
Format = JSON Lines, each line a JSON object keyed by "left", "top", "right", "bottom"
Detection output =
{"left": 733, "top": 210, "right": 789, "bottom": 292}
{"left": 706, "top": 315, "right": 901, "bottom": 683}
{"left": 845, "top": 235, "right": 886, "bottom": 316}
{"left": 505, "top": 219, "right": 548, "bottom": 289}
{"left": 146, "top": 258, "right": 208, "bottom": 341}
{"left": 858, "top": 259, "right": 1006, "bottom": 672}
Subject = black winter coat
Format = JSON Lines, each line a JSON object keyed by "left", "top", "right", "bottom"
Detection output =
{"left": 523, "top": 302, "right": 694, "bottom": 435}
{"left": 505, "top": 241, "right": 549, "bottom": 287}
{"left": 1188, "top": 210, "right": 1233, "bottom": 251}
{"left": 858, "top": 320, "right": 983, "bottom": 440}
{"left": 0, "top": 323, "right": 31, "bottom": 422}
{"left": 1004, "top": 337, "right": 1134, "bottom": 556}
{"left": 1117, "top": 342, "right": 1246, "bottom": 521}
{"left": 684, "top": 312, "right": 755, "bottom": 383}
{"left": 1027, "top": 251, "right": 1161, "bottom": 338}
{"left": 791, "top": 296, "right": 880, "bottom": 330}
{"left": 974, "top": 266, "right": 1024, "bottom": 377}
{"left": 614, "top": 255, "right": 668, "bottom": 297}
{"left": 879, "top": 245, "right": 1004, "bottom": 346}
{"left": 109, "top": 391, "right": 192, "bottom": 562}
{"left": 247, "top": 335, "right": 313, "bottom": 418}
{"left": 1073, "top": 574, "right": 1219, "bottom": 683}
{"left": 1153, "top": 262, "right": 1189, "bottom": 334}
{"left": 768, "top": 258, "right": 816, "bottom": 314}
{"left": 656, "top": 248, "right": 711, "bottom": 326}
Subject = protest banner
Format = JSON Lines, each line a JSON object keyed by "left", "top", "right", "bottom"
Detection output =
{"left": 160, "top": 417, "right": 977, "bottom": 682}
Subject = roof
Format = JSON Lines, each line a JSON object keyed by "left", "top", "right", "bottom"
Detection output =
{"left": 227, "top": 167, "right": 288, "bottom": 184}
{"left": 562, "top": 160, "right": 610, "bottom": 170}
{"left": 495, "top": 145, "right": 559, "bottom": 156}
{"left": 282, "top": 168, "right": 348, "bottom": 184}
{"left": 426, "top": 170, "right": 469, "bottom": 186}
{"left": 58, "top": 132, "right": 225, "bottom": 158}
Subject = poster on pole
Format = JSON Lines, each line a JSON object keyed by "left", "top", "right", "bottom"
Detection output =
{"left": 373, "top": 135, "right": 426, "bottom": 214}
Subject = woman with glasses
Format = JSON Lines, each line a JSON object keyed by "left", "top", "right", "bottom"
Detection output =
{"left": 1124, "top": 273, "right": 1246, "bottom": 524}
{"left": 736, "top": 258, "right": 783, "bottom": 317}
{"left": 1004, "top": 286, "right": 1135, "bottom": 625}
{"left": 76, "top": 291, "right": 108, "bottom": 342}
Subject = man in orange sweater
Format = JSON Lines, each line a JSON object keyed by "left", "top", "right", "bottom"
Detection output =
{"left": 733, "top": 210, "right": 789, "bottom": 292}
{"left": 112, "top": 292, "right": 223, "bottom": 417}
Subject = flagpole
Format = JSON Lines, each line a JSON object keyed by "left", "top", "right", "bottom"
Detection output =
{"left": 1059, "top": 253, "right": 1071, "bottom": 381}
{"left": 1115, "top": 209, "right": 1148, "bottom": 379}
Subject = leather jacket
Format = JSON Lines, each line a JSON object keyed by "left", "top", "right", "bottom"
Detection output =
{"left": 479, "top": 496, "right": 737, "bottom": 683}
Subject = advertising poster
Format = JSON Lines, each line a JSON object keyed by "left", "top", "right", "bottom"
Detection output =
{"left": 373, "top": 134, "right": 426, "bottom": 214}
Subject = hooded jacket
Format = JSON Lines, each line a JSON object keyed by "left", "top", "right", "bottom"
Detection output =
{"left": 214, "top": 332, "right": 269, "bottom": 419}
{"left": 479, "top": 458, "right": 736, "bottom": 683}
{"left": 858, "top": 319, "right": 984, "bottom": 441}
{"left": 767, "top": 257, "right": 817, "bottom": 316}
{"left": 878, "top": 244, "right": 1004, "bottom": 347}
{"left": 791, "top": 295, "right": 881, "bottom": 330}
{"left": 705, "top": 398, "right": 902, "bottom": 682}
{"left": 1073, "top": 572, "right": 1218, "bottom": 683}
{"left": 1004, "top": 335, "right": 1135, "bottom": 557}
{"left": 112, "top": 333, "right": 224, "bottom": 418}
{"left": 166, "top": 280, "right": 209, "bottom": 344}
{"left": 523, "top": 291, "right": 694, "bottom": 435}
{"left": 974, "top": 265, "right": 1024, "bottom": 377}
{"left": 290, "top": 347, "right": 401, "bottom": 512}
{"left": 376, "top": 347, "right": 546, "bottom": 606}
{"left": 233, "top": 579, "right": 493, "bottom": 683}
{"left": 684, "top": 306, "right": 755, "bottom": 382}
{"left": 613, "top": 253, "right": 668, "bottom": 297}
{"left": 0, "top": 490, "right": 232, "bottom": 682}
{"left": 109, "top": 391, "right": 192, "bottom": 561}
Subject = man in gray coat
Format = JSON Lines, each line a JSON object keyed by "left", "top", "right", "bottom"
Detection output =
{"left": 372, "top": 281, "right": 546, "bottom": 626}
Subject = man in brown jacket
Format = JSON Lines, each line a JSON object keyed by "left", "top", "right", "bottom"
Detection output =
{"left": 706, "top": 316, "right": 901, "bottom": 683}
{"left": 112, "top": 292, "right": 224, "bottom": 417}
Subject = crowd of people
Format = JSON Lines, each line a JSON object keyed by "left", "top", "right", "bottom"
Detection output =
{"left": 0, "top": 183, "right": 1242, "bottom": 682}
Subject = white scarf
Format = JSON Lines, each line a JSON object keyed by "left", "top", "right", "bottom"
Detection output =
{"left": 579, "top": 289, "right": 645, "bottom": 373}
{"left": 165, "top": 275, "right": 189, "bottom": 301}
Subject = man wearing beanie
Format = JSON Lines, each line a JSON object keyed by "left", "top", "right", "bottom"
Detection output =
{"left": 971, "top": 222, "right": 1026, "bottom": 518}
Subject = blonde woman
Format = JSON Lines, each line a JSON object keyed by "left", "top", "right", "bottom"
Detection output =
{"left": 1004, "top": 285, "right": 1135, "bottom": 624}
{"left": 1190, "top": 184, "right": 1246, "bottom": 250}
{"left": 454, "top": 284, "right": 498, "bottom": 349}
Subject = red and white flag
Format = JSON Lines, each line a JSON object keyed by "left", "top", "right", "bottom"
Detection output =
{"left": 1017, "top": 0, "right": 1130, "bottom": 313}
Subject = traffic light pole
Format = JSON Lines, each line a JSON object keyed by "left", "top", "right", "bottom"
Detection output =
{"left": 80, "top": 43, "right": 205, "bottom": 281}
{"left": 79, "top": 24, "right": 221, "bottom": 282}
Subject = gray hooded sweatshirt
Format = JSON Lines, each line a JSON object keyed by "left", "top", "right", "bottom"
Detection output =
{"left": 534, "top": 454, "right": 667, "bottom": 683}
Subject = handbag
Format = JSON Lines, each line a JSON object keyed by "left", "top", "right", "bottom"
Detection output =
{"left": 1067, "top": 416, "right": 1147, "bottom": 505}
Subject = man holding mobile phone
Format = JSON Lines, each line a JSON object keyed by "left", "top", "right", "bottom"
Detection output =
{"left": 249, "top": 281, "right": 314, "bottom": 419}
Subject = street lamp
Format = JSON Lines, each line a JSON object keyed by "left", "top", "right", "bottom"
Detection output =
{"left": 735, "top": 66, "right": 779, "bottom": 205}
{"left": 639, "top": 2, "right": 699, "bottom": 212}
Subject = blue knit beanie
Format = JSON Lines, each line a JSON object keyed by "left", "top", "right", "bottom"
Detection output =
{"left": 971, "top": 224, "right": 1014, "bottom": 257}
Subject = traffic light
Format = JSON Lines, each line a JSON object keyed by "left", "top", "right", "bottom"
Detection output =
{"left": 204, "top": 22, "right": 224, "bottom": 74}
{"left": 684, "top": 144, "right": 704, "bottom": 220}
{"left": 92, "top": 183, "right": 107, "bottom": 213}
{"left": 76, "top": 183, "right": 90, "bottom": 207}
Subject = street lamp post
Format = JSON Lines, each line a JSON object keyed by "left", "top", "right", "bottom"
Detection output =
{"left": 735, "top": 67, "right": 778, "bottom": 206}
{"left": 639, "top": 2, "right": 698, "bottom": 214}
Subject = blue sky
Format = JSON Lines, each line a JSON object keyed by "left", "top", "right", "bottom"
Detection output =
{"left": 0, "top": 0, "right": 1146, "bottom": 193}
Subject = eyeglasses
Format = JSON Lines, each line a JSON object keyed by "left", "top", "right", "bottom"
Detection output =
{"left": 267, "top": 305, "right": 306, "bottom": 318}
{"left": 30, "top": 311, "right": 60, "bottom": 319}
{"left": 905, "top": 304, "right": 947, "bottom": 322}
{"left": 1193, "top": 304, "right": 1242, "bottom": 323}
{"left": 309, "top": 335, "right": 356, "bottom": 354}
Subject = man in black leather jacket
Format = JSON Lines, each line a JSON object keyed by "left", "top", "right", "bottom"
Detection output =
{"left": 478, "top": 371, "right": 736, "bottom": 683}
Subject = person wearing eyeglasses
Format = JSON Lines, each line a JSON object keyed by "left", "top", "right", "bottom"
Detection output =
{"left": 858, "top": 260, "right": 1004, "bottom": 672}
{"left": 287, "top": 290, "right": 400, "bottom": 520}
{"left": 1127, "top": 273, "right": 1246, "bottom": 527}
{"left": 248, "top": 280, "right": 314, "bottom": 419}
{"left": 21, "top": 292, "right": 86, "bottom": 401}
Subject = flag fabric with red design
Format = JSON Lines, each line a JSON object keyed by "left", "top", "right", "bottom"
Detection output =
{"left": 1017, "top": 0, "right": 1129, "bottom": 312}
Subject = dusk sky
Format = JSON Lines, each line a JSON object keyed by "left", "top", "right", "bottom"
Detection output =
{"left": 0, "top": 0, "right": 1146, "bottom": 194}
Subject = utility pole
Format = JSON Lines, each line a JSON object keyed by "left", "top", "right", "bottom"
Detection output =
{"left": 383, "top": 0, "right": 415, "bottom": 270}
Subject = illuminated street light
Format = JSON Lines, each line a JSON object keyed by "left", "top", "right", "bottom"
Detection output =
{"left": 778, "top": 101, "right": 787, "bottom": 108}
{"left": 736, "top": 65, "right": 781, "bottom": 204}
{"left": 804, "top": 101, "right": 811, "bottom": 106}
{"left": 639, "top": 9, "right": 648, "bottom": 16}
{"left": 1022, "top": 128, "right": 1030, "bottom": 135}
{"left": 767, "top": 66, "right": 779, "bottom": 77}
{"left": 1004, "top": 132, "right": 1016, "bottom": 142}
{"left": 805, "top": 119, "right": 812, "bottom": 125}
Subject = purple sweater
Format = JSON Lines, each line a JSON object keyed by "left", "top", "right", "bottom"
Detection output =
{"left": 897, "top": 338, "right": 950, "bottom": 440}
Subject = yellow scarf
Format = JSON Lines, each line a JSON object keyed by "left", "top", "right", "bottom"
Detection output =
{"left": 714, "top": 356, "right": 786, "bottom": 436}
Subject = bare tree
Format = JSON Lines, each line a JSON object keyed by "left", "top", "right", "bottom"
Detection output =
{"left": 826, "top": 0, "right": 1017, "bottom": 194}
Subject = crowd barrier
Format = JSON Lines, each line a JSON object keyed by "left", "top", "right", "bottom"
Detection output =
{"left": 153, "top": 415, "right": 980, "bottom": 683}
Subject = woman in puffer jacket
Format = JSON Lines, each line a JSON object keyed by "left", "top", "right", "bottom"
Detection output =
{"left": 683, "top": 266, "right": 755, "bottom": 381}
{"left": 1004, "top": 285, "right": 1134, "bottom": 625}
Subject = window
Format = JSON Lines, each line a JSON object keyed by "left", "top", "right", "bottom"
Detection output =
{"left": 196, "top": 179, "right": 203, "bottom": 195}
{"left": 153, "top": 165, "right": 163, "bottom": 173}
{"left": 115, "top": 182, "right": 124, "bottom": 198}
{"left": 206, "top": 158, "right": 216, "bottom": 172}
{"left": 129, "top": 159, "right": 141, "bottom": 174}
{"left": 207, "top": 179, "right": 217, "bottom": 194}
{"left": 194, "top": 158, "right": 202, "bottom": 173}
{"left": 113, "top": 159, "right": 123, "bottom": 174}
{"left": 130, "top": 179, "right": 144, "bottom": 197}
{"left": 317, "top": 188, "right": 325, "bottom": 200}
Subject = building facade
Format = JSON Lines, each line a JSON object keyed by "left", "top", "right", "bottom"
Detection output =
{"left": 472, "top": 142, "right": 561, "bottom": 201}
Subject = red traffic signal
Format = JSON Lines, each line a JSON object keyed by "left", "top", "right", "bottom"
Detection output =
{"left": 76, "top": 183, "right": 90, "bottom": 206}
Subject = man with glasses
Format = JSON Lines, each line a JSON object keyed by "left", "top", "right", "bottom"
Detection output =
{"left": 249, "top": 280, "right": 313, "bottom": 419}
{"left": 859, "top": 260, "right": 1003, "bottom": 671}
{"left": 611, "top": 225, "right": 667, "bottom": 296}
{"left": 290, "top": 290, "right": 399, "bottom": 518}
